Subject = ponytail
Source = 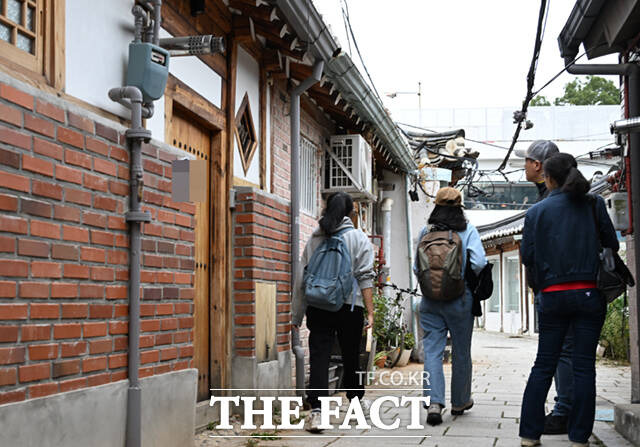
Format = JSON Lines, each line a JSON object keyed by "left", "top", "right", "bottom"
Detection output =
{"left": 543, "top": 153, "right": 590, "bottom": 200}
{"left": 319, "top": 192, "right": 353, "bottom": 234}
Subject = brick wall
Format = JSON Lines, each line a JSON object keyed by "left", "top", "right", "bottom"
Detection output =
{"left": 232, "top": 188, "right": 291, "bottom": 357}
{"left": 0, "top": 80, "right": 195, "bottom": 405}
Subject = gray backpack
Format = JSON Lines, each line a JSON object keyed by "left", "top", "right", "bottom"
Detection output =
{"left": 417, "top": 228, "right": 465, "bottom": 301}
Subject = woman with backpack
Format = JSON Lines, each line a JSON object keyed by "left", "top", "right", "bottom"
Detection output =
{"left": 519, "top": 153, "right": 619, "bottom": 447}
{"left": 292, "top": 192, "right": 375, "bottom": 433}
{"left": 415, "top": 187, "right": 487, "bottom": 426}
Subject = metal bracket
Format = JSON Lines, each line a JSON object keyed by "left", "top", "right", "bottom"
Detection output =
{"left": 125, "top": 211, "right": 152, "bottom": 223}
{"left": 125, "top": 128, "right": 152, "bottom": 142}
{"left": 229, "top": 188, "right": 236, "bottom": 210}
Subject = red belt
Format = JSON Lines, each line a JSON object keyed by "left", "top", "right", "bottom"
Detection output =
{"left": 542, "top": 281, "right": 597, "bottom": 292}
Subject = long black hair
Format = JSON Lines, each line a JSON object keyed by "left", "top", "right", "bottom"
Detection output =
{"left": 543, "top": 153, "right": 590, "bottom": 199}
{"left": 428, "top": 205, "right": 467, "bottom": 231}
{"left": 319, "top": 192, "right": 353, "bottom": 234}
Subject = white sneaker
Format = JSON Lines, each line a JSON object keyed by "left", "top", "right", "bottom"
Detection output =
{"left": 521, "top": 438, "right": 541, "bottom": 447}
{"left": 305, "top": 409, "right": 323, "bottom": 433}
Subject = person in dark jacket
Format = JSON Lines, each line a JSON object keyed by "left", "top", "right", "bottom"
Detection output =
{"left": 519, "top": 154, "right": 619, "bottom": 447}
{"left": 519, "top": 140, "right": 573, "bottom": 435}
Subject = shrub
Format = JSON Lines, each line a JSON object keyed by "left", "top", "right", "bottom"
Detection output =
{"left": 599, "top": 294, "right": 629, "bottom": 361}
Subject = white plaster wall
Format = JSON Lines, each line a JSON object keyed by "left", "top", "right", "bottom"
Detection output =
{"left": 234, "top": 46, "right": 261, "bottom": 185}
{"left": 65, "top": 0, "right": 133, "bottom": 118}
{"left": 383, "top": 170, "right": 412, "bottom": 292}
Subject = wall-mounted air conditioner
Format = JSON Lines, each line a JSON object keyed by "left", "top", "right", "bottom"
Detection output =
{"left": 323, "top": 134, "right": 372, "bottom": 197}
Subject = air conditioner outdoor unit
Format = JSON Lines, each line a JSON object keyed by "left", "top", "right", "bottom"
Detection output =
{"left": 324, "top": 134, "right": 372, "bottom": 197}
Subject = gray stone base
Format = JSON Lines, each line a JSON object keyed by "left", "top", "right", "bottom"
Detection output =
{"left": 615, "top": 403, "right": 640, "bottom": 446}
{"left": 0, "top": 369, "right": 197, "bottom": 447}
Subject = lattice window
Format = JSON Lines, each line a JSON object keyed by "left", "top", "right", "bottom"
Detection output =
{"left": 324, "top": 138, "right": 353, "bottom": 189}
{"left": 0, "top": 0, "right": 43, "bottom": 71}
{"left": 234, "top": 93, "right": 258, "bottom": 174}
{"left": 300, "top": 136, "right": 318, "bottom": 215}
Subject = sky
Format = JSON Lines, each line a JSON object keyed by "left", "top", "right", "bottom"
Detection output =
{"left": 312, "top": 0, "right": 618, "bottom": 115}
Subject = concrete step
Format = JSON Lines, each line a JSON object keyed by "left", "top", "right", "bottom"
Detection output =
{"left": 615, "top": 404, "right": 640, "bottom": 446}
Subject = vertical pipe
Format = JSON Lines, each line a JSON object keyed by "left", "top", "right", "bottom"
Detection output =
{"left": 290, "top": 60, "right": 324, "bottom": 396}
{"left": 404, "top": 176, "right": 418, "bottom": 346}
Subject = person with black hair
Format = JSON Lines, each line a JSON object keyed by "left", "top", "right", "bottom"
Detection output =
{"left": 519, "top": 153, "right": 619, "bottom": 447}
{"left": 415, "top": 187, "right": 487, "bottom": 426}
{"left": 292, "top": 192, "right": 375, "bottom": 433}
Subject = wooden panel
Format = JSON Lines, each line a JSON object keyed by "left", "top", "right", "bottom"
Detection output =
{"left": 255, "top": 282, "right": 277, "bottom": 362}
{"left": 168, "top": 107, "right": 212, "bottom": 401}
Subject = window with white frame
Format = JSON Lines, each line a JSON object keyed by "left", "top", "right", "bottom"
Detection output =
{"left": 487, "top": 258, "right": 501, "bottom": 313}
{"left": 300, "top": 136, "right": 318, "bottom": 215}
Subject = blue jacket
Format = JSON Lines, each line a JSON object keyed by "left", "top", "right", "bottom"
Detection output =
{"left": 521, "top": 190, "right": 619, "bottom": 291}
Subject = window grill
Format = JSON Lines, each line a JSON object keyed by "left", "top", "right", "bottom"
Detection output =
{"left": 300, "top": 136, "right": 318, "bottom": 215}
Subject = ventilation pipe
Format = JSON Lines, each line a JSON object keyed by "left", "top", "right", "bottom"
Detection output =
{"left": 404, "top": 175, "right": 419, "bottom": 350}
{"left": 291, "top": 60, "right": 324, "bottom": 396}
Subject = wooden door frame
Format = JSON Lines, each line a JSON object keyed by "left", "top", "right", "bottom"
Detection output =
{"left": 165, "top": 75, "right": 230, "bottom": 392}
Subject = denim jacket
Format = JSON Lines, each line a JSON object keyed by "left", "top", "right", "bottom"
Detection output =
{"left": 521, "top": 190, "right": 619, "bottom": 291}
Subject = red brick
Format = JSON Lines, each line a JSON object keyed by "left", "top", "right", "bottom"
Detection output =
{"left": 140, "top": 350, "right": 159, "bottom": 364}
{"left": 29, "top": 382, "right": 58, "bottom": 398}
{"left": 155, "top": 332, "right": 171, "bottom": 346}
{"left": 112, "top": 370, "right": 128, "bottom": 381}
{"left": 19, "top": 282, "right": 49, "bottom": 298}
{"left": 89, "top": 339, "right": 112, "bottom": 355}
{"left": 85, "top": 136, "right": 109, "bottom": 156}
{"left": 109, "top": 321, "right": 128, "bottom": 335}
{"left": 0, "top": 83, "right": 33, "bottom": 109}
{"left": 87, "top": 372, "right": 110, "bottom": 387}
{"left": 0, "top": 389, "right": 26, "bottom": 404}
{"left": 32, "top": 179, "right": 63, "bottom": 200}
{"left": 21, "top": 325, "right": 50, "bottom": 341}
{"left": 83, "top": 322, "right": 107, "bottom": 338}
{"left": 51, "top": 283, "right": 78, "bottom": 299}
{"left": 36, "top": 100, "right": 64, "bottom": 122}
{"left": 64, "top": 149, "right": 91, "bottom": 169}
{"left": 55, "top": 164, "right": 82, "bottom": 184}
{"left": 160, "top": 347, "right": 178, "bottom": 361}
{"left": 51, "top": 243, "right": 78, "bottom": 260}
{"left": 106, "top": 285, "right": 127, "bottom": 299}
{"left": 0, "top": 193, "right": 18, "bottom": 211}
{"left": 64, "top": 264, "right": 90, "bottom": 279}
{"left": 179, "top": 345, "right": 194, "bottom": 358}
{"left": 30, "top": 303, "right": 58, "bottom": 319}
{"left": 156, "top": 303, "right": 173, "bottom": 315}
{"left": 0, "top": 346, "right": 25, "bottom": 364}
{"left": 89, "top": 304, "right": 112, "bottom": 319}
{"left": 107, "top": 216, "right": 127, "bottom": 231}
{"left": 33, "top": 137, "right": 63, "bottom": 161}
{"left": 108, "top": 353, "right": 128, "bottom": 369}
{"left": 0, "top": 303, "right": 27, "bottom": 319}
{"left": 91, "top": 266, "right": 114, "bottom": 281}
{"left": 28, "top": 343, "right": 58, "bottom": 360}
{"left": 0, "top": 171, "right": 29, "bottom": 192}
{"left": 31, "top": 261, "right": 62, "bottom": 278}
{"left": 141, "top": 319, "right": 160, "bottom": 332}
{"left": 82, "top": 356, "right": 107, "bottom": 373}
{"left": 59, "top": 377, "right": 87, "bottom": 393}
{"left": 78, "top": 283, "right": 104, "bottom": 299}
{"left": 95, "top": 123, "right": 119, "bottom": 143}
{"left": 0, "top": 102, "right": 21, "bottom": 126}
{"left": 0, "top": 367, "right": 17, "bottom": 386}
{"left": 61, "top": 303, "right": 88, "bottom": 318}
{"left": 108, "top": 180, "right": 129, "bottom": 197}
{"left": 62, "top": 225, "right": 89, "bottom": 243}
{"left": 30, "top": 220, "right": 60, "bottom": 239}
{"left": 65, "top": 187, "right": 91, "bottom": 206}
{"left": 67, "top": 111, "right": 94, "bottom": 133}
{"left": 58, "top": 127, "right": 84, "bottom": 149}
{"left": 0, "top": 325, "right": 19, "bottom": 342}
{"left": 83, "top": 173, "right": 108, "bottom": 192}
{"left": 22, "top": 154, "right": 53, "bottom": 177}
{"left": 53, "top": 323, "right": 81, "bottom": 339}
{"left": 52, "top": 359, "right": 80, "bottom": 378}
{"left": 80, "top": 247, "right": 104, "bottom": 263}
{"left": 54, "top": 205, "right": 81, "bottom": 222}
{"left": 110, "top": 146, "right": 128, "bottom": 162}
{"left": 18, "top": 239, "right": 49, "bottom": 257}
{"left": 24, "top": 114, "right": 55, "bottom": 137}
{"left": 117, "top": 335, "right": 133, "bottom": 350}
{"left": 0, "top": 259, "right": 28, "bottom": 277}
{"left": 19, "top": 363, "right": 50, "bottom": 382}
{"left": 0, "top": 125, "right": 30, "bottom": 149}
{"left": 94, "top": 195, "right": 117, "bottom": 212}
{"left": 94, "top": 158, "right": 117, "bottom": 177}
{"left": 21, "top": 198, "right": 52, "bottom": 217}
{"left": 60, "top": 341, "right": 87, "bottom": 357}
{"left": 83, "top": 211, "right": 107, "bottom": 228}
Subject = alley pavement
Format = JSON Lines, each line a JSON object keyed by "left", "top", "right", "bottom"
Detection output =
{"left": 195, "top": 330, "right": 632, "bottom": 446}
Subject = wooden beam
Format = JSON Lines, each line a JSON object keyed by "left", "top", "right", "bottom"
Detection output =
{"left": 228, "top": 0, "right": 277, "bottom": 23}
{"left": 262, "top": 48, "right": 282, "bottom": 72}
{"left": 259, "top": 66, "right": 267, "bottom": 190}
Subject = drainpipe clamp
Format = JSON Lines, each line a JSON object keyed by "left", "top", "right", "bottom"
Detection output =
{"left": 125, "top": 128, "right": 152, "bottom": 142}
{"left": 125, "top": 211, "right": 152, "bottom": 223}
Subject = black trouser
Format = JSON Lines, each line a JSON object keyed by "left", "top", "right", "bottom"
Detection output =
{"left": 306, "top": 304, "right": 365, "bottom": 409}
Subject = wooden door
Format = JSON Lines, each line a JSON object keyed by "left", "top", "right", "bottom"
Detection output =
{"left": 169, "top": 107, "right": 211, "bottom": 400}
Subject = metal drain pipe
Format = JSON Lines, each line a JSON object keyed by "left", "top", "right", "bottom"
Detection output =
{"left": 291, "top": 60, "right": 324, "bottom": 396}
{"left": 108, "top": 86, "right": 152, "bottom": 447}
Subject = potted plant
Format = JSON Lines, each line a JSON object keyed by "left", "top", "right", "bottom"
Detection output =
{"left": 396, "top": 333, "right": 415, "bottom": 367}
{"left": 374, "top": 350, "right": 388, "bottom": 368}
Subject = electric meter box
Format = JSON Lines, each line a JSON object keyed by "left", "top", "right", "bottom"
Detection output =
{"left": 126, "top": 42, "right": 170, "bottom": 103}
{"left": 606, "top": 192, "right": 629, "bottom": 231}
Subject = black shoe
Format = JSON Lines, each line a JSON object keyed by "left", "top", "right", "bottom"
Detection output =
{"left": 426, "top": 404, "right": 443, "bottom": 426}
{"left": 451, "top": 399, "right": 474, "bottom": 416}
{"left": 543, "top": 412, "right": 568, "bottom": 435}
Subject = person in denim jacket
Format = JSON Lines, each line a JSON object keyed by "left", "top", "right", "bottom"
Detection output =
{"left": 519, "top": 153, "right": 619, "bottom": 447}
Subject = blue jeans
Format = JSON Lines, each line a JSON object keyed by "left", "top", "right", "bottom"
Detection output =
{"left": 419, "top": 288, "right": 474, "bottom": 408}
{"left": 520, "top": 289, "right": 606, "bottom": 443}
